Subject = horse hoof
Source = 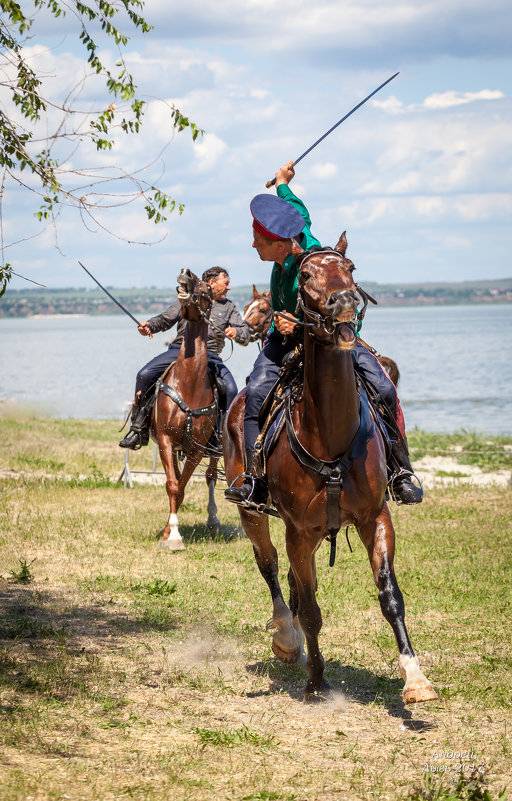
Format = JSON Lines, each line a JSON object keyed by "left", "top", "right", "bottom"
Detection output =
{"left": 303, "top": 683, "right": 333, "bottom": 704}
{"left": 403, "top": 682, "right": 438, "bottom": 704}
{"left": 206, "top": 522, "right": 220, "bottom": 536}
{"left": 271, "top": 639, "right": 302, "bottom": 665}
{"left": 158, "top": 539, "right": 185, "bottom": 551}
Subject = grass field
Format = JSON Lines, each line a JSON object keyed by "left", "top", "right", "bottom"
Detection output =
{"left": 0, "top": 415, "right": 511, "bottom": 801}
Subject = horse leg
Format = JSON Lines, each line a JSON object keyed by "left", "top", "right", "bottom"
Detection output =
{"left": 286, "top": 536, "right": 330, "bottom": 702}
{"left": 359, "top": 504, "right": 438, "bottom": 704}
{"left": 224, "top": 393, "right": 300, "bottom": 663}
{"left": 239, "top": 509, "right": 303, "bottom": 665}
{"left": 157, "top": 434, "right": 185, "bottom": 550}
{"left": 205, "top": 456, "right": 220, "bottom": 534}
{"left": 286, "top": 567, "right": 305, "bottom": 661}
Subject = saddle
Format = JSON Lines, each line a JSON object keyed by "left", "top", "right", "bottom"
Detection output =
{"left": 254, "top": 352, "right": 376, "bottom": 482}
{"left": 253, "top": 345, "right": 380, "bottom": 558}
{"left": 253, "top": 346, "right": 304, "bottom": 478}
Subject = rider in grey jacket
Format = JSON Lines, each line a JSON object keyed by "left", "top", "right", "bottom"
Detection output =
{"left": 120, "top": 267, "right": 250, "bottom": 450}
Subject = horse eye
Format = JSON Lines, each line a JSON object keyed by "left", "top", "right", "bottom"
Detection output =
{"left": 299, "top": 271, "right": 311, "bottom": 284}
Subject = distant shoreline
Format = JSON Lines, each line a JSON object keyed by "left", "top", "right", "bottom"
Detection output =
{"left": 30, "top": 313, "right": 88, "bottom": 319}
{"left": 2, "top": 279, "right": 511, "bottom": 318}
{"left": 2, "top": 299, "right": 512, "bottom": 320}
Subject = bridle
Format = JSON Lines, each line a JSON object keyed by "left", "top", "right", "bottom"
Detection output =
{"left": 179, "top": 287, "right": 213, "bottom": 313}
{"left": 293, "top": 248, "right": 376, "bottom": 343}
{"left": 177, "top": 280, "right": 214, "bottom": 324}
{"left": 244, "top": 295, "right": 273, "bottom": 342}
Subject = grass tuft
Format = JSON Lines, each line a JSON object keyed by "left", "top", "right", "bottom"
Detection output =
{"left": 194, "top": 724, "right": 279, "bottom": 749}
{"left": 410, "top": 770, "right": 508, "bottom": 801}
{"left": 8, "top": 557, "right": 36, "bottom": 584}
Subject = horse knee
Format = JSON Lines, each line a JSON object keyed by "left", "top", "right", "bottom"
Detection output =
{"left": 165, "top": 478, "right": 179, "bottom": 497}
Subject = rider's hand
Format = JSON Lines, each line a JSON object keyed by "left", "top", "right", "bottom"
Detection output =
{"left": 138, "top": 321, "right": 152, "bottom": 336}
{"left": 224, "top": 326, "right": 237, "bottom": 339}
{"left": 273, "top": 311, "right": 297, "bottom": 335}
{"left": 275, "top": 160, "right": 295, "bottom": 187}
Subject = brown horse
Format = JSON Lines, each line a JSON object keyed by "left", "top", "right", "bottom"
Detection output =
{"left": 379, "top": 355, "right": 400, "bottom": 386}
{"left": 243, "top": 285, "right": 272, "bottom": 347}
{"left": 223, "top": 235, "right": 437, "bottom": 704}
{"left": 151, "top": 268, "right": 220, "bottom": 550}
{"left": 244, "top": 284, "right": 400, "bottom": 386}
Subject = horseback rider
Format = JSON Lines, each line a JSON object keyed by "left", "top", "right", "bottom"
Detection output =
{"left": 224, "top": 161, "right": 423, "bottom": 507}
{"left": 120, "top": 267, "right": 250, "bottom": 450}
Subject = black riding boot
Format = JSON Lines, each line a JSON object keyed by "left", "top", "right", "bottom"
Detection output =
{"left": 119, "top": 400, "right": 151, "bottom": 450}
{"left": 224, "top": 448, "right": 268, "bottom": 508}
{"left": 388, "top": 439, "right": 423, "bottom": 505}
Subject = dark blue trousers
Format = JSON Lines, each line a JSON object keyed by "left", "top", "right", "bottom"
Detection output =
{"left": 243, "top": 335, "right": 401, "bottom": 452}
{"left": 244, "top": 334, "right": 294, "bottom": 451}
{"left": 135, "top": 343, "right": 238, "bottom": 410}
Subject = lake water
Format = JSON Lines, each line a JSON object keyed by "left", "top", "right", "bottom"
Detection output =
{"left": 0, "top": 304, "right": 511, "bottom": 434}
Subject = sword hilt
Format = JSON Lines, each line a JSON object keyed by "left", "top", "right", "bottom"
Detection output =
{"left": 265, "top": 177, "right": 276, "bottom": 189}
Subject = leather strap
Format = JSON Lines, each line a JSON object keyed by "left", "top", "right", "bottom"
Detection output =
{"left": 159, "top": 383, "right": 218, "bottom": 453}
{"left": 284, "top": 386, "right": 374, "bottom": 552}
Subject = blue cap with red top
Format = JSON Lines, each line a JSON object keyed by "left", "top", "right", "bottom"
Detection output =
{"left": 250, "top": 194, "right": 304, "bottom": 240}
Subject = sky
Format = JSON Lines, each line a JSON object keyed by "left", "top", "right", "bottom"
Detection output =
{"left": 2, "top": 0, "right": 512, "bottom": 291}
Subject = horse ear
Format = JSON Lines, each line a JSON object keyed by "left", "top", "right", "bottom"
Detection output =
{"left": 334, "top": 231, "right": 347, "bottom": 256}
{"left": 292, "top": 239, "right": 304, "bottom": 257}
{"left": 252, "top": 284, "right": 258, "bottom": 297}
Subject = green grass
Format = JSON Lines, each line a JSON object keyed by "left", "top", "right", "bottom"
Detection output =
{"left": 408, "top": 429, "right": 512, "bottom": 472}
{"left": 0, "top": 415, "right": 511, "bottom": 800}
{"left": 194, "top": 725, "right": 279, "bottom": 749}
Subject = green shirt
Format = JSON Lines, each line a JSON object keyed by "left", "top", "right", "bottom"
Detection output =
{"left": 268, "top": 184, "right": 321, "bottom": 332}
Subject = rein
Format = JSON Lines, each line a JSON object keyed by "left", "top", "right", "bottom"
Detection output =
{"left": 185, "top": 288, "right": 236, "bottom": 360}
{"left": 294, "top": 248, "right": 377, "bottom": 342}
{"left": 161, "top": 283, "right": 218, "bottom": 452}
{"left": 284, "top": 385, "right": 373, "bottom": 565}
{"left": 244, "top": 296, "right": 273, "bottom": 343}
{"left": 284, "top": 247, "right": 376, "bottom": 563}
{"left": 159, "top": 383, "right": 218, "bottom": 454}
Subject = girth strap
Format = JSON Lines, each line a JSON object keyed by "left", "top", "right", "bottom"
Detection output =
{"left": 284, "top": 386, "right": 374, "bottom": 564}
{"left": 159, "top": 383, "right": 218, "bottom": 454}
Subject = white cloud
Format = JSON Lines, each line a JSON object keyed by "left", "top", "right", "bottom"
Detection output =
{"left": 423, "top": 90, "right": 505, "bottom": 109}
{"left": 372, "top": 96, "right": 405, "bottom": 114}
{"left": 193, "top": 132, "right": 228, "bottom": 171}
{"left": 3, "top": 0, "right": 512, "bottom": 290}
{"left": 146, "top": 0, "right": 512, "bottom": 63}
{"left": 310, "top": 162, "right": 339, "bottom": 180}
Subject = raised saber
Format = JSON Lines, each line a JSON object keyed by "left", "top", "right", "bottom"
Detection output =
{"left": 265, "top": 72, "right": 399, "bottom": 188}
{"left": 78, "top": 260, "right": 150, "bottom": 335}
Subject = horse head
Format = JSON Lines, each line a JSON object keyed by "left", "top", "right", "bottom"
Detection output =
{"left": 243, "top": 285, "right": 272, "bottom": 342}
{"left": 296, "top": 234, "right": 358, "bottom": 350}
{"left": 176, "top": 268, "right": 213, "bottom": 321}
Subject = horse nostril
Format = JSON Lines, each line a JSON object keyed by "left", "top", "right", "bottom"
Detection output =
{"left": 326, "top": 289, "right": 356, "bottom": 312}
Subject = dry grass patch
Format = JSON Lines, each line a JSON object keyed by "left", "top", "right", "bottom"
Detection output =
{"left": 0, "top": 418, "right": 511, "bottom": 800}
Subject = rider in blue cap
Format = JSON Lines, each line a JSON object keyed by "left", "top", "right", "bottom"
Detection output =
{"left": 225, "top": 161, "right": 423, "bottom": 508}
{"left": 225, "top": 161, "right": 320, "bottom": 506}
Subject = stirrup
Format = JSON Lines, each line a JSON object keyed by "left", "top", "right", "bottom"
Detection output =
{"left": 224, "top": 473, "right": 279, "bottom": 517}
{"left": 119, "top": 428, "right": 149, "bottom": 450}
{"left": 224, "top": 471, "right": 257, "bottom": 502}
{"left": 229, "top": 497, "right": 280, "bottom": 517}
{"left": 388, "top": 469, "right": 423, "bottom": 505}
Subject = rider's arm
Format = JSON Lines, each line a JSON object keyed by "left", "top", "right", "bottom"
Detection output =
{"left": 225, "top": 302, "right": 251, "bottom": 345}
{"left": 276, "top": 184, "right": 321, "bottom": 250}
{"left": 146, "top": 300, "right": 182, "bottom": 335}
